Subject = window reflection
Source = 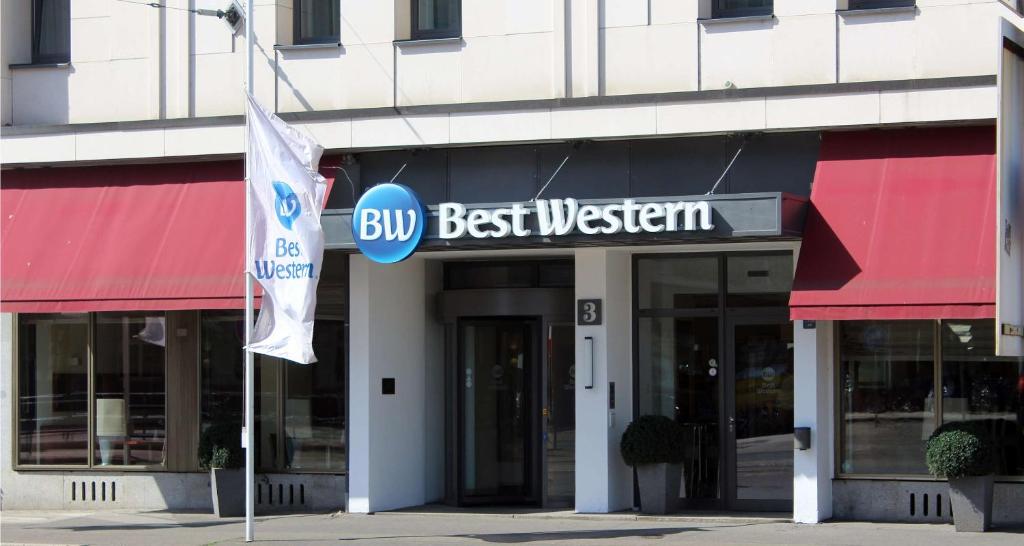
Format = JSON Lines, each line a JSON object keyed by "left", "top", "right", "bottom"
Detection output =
{"left": 200, "top": 311, "right": 346, "bottom": 473}
{"left": 638, "top": 316, "right": 720, "bottom": 500}
{"left": 941, "top": 320, "right": 1024, "bottom": 476}
{"left": 93, "top": 312, "right": 167, "bottom": 466}
{"left": 636, "top": 257, "right": 719, "bottom": 310}
{"left": 839, "top": 321, "right": 935, "bottom": 475}
{"left": 17, "top": 314, "right": 89, "bottom": 466}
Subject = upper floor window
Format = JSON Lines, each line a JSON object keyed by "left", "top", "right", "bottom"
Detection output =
{"left": 294, "top": 0, "right": 340, "bottom": 45}
{"left": 32, "top": 0, "right": 70, "bottom": 64}
{"left": 846, "top": 0, "right": 915, "bottom": 9}
{"left": 411, "top": 0, "right": 461, "bottom": 40}
{"left": 711, "top": 0, "right": 773, "bottom": 19}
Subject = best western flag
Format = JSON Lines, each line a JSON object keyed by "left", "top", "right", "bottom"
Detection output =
{"left": 245, "top": 94, "right": 327, "bottom": 364}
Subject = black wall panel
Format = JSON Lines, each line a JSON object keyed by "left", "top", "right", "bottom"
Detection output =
{"left": 349, "top": 131, "right": 818, "bottom": 207}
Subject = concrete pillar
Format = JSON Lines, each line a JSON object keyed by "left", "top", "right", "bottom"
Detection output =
{"left": 567, "top": 0, "right": 599, "bottom": 97}
{"left": 574, "top": 248, "right": 633, "bottom": 513}
{"left": 348, "top": 255, "right": 441, "bottom": 512}
{"left": 792, "top": 320, "right": 834, "bottom": 523}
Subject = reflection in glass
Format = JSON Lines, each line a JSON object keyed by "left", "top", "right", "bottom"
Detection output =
{"left": 200, "top": 312, "right": 244, "bottom": 433}
{"left": 726, "top": 254, "right": 793, "bottom": 307}
{"left": 941, "top": 320, "right": 1024, "bottom": 476}
{"left": 94, "top": 312, "right": 166, "bottom": 466}
{"left": 636, "top": 257, "right": 719, "bottom": 310}
{"left": 839, "top": 321, "right": 934, "bottom": 475}
{"left": 17, "top": 314, "right": 89, "bottom": 465}
{"left": 286, "top": 319, "right": 346, "bottom": 472}
{"left": 638, "top": 316, "right": 720, "bottom": 500}
{"left": 201, "top": 311, "right": 347, "bottom": 472}
{"left": 461, "top": 320, "right": 532, "bottom": 500}
{"left": 296, "top": 0, "right": 339, "bottom": 43}
{"left": 546, "top": 323, "right": 575, "bottom": 501}
{"left": 733, "top": 323, "right": 793, "bottom": 500}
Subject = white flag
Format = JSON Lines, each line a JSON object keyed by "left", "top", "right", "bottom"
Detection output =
{"left": 245, "top": 94, "right": 326, "bottom": 364}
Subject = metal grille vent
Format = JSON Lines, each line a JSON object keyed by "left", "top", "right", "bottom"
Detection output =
{"left": 69, "top": 480, "right": 119, "bottom": 503}
{"left": 256, "top": 481, "right": 307, "bottom": 507}
{"left": 908, "top": 490, "right": 951, "bottom": 521}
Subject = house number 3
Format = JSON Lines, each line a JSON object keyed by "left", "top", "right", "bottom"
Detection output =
{"left": 577, "top": 299, "right": 603, "bottom": 326}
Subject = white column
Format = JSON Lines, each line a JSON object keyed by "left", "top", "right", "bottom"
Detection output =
{"left": 568, "top": 0, "right": 599, "bottom": 97}
{"left": 792, "top": 320, "right": 834, "bottom": 523}
{"left": 348, "top": 255, "right": 434, "bottom": 513}
{"left": 574, "top": 248, "right": 633, "bottom": 513}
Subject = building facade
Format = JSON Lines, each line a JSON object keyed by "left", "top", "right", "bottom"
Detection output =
{"left": 2, "top": 0, "right": 1023, "bottom": 525}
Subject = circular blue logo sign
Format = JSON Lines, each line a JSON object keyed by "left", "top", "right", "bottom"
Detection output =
{"left": 352, "top": 183, "right": 425, "bottom": 264}
{"left": 273, "top": 181, "right": 302, "bottom": 230}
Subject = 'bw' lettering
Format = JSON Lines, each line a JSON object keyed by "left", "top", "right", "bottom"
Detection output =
{"left": 359, "top": 209, "right": 418, "bottom": 241}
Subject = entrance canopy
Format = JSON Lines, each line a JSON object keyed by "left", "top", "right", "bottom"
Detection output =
{"left": 790, "top": 126, "right": 996, "bottom": 320}
{"left": 1, "top": 161, "right": 253, "bottom": 312}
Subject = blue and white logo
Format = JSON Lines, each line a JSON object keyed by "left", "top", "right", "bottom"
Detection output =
{"left": 352, "top": 183, "right": 425, "bottom": 264}
{"left": 273, "top": 181, "right": 302, "bottom": 230}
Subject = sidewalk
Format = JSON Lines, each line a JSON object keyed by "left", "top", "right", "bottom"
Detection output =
{"left": 2, "top": 507, "right": 1023, "bottom": 546}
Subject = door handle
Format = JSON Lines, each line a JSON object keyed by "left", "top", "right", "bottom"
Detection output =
{"left": 728, "top": 416, "right": 735, "bottom": 432}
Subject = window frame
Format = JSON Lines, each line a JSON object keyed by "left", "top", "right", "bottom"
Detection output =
{"left": 834, "top": 319, "right": 1024, "bottom": 482}
{"left": 410, "top": 0, "right": 462, "bottom": 41}
{"left": 710, "top": 0, "right": 774, "bottom": 19}
{"left": 13, "top": 312, "right": 168, "bottom": 472}
{"left": 292, "top": 0, "right": 340, "bottom": 46}
{"left": 844, "top": 0, "right": 916, "bottom": 10}
{"left": 197, "top": 310, "right": 348, "bottom": 475}
{"left": 31, "top": 0, "right": 71, "bottom": 65}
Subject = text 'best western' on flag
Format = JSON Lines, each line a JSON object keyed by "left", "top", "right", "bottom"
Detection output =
{"left": 245, "top": 93, "right": 327, "bottom": 364}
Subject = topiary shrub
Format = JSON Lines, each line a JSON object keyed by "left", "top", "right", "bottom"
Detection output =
{"left": 198, "top": 421, "right": 243, "bottom": 470}
{"left": 926, "top": 424, "right": 994, "bottom": 480}
{"left": 620, "top": 415, "right": 686, "bottom": 467}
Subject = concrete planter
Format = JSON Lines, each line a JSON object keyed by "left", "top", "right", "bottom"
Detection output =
{"left": 211, "top": 468, "right": 245, "bottom": 518}
{"left": 948, "top": 474, "right": 994, "bottom": 532}
{"left": 636, "top": 462, "right": 681, "bottom": 515}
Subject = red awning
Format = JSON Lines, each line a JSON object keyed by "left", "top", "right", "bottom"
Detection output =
{"left": 3, "top": 160, "right": 336, "bottom": 312}
{"left": 790, "top": 126, "right": 997, "bottom": 320}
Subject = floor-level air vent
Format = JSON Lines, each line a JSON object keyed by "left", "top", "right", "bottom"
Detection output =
{"left": 69, "top": 480, "right": 118, "bottom": 503}
{"left": 908, "top": 490, "right": 950, "bottom": 521}
{"left": 256, "top": 481, "right": 306, "bottom": 507}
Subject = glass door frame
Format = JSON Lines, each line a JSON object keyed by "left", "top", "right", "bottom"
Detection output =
{"left": 455, "top": 316, "right": 543, "bottom": 506}
{"left": 630, "top": 251, "right": 795, "bottom": 513}
{"left": 723, "top": 312, "right": 794, "bottom": 513}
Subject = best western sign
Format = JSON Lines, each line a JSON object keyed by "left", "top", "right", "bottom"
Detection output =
{"left": 438, "top": 198, "right": 713, "bottom": 239}
{"left": 333, "top": 186, "right": 807, "bottom": 260}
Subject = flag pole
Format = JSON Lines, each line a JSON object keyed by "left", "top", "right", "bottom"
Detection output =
{"left": 244, "top": 0, "right": 256, "bottom": 542}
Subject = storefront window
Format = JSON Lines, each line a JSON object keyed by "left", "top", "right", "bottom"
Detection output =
{"left": 838, "top": 321, "right": 934, "bottom": 475}
{"left": 200, "top": 311, "right": 347, "bottom": 473}
{"left": 940, "top": 320, "right": 1024, "bottom": 476}
{"left": 285, "top": 319, "right": 346, "bottom": 472}
{"left": 636, "top": 256, "right": 719, "bottom": 310}
{"left": 93, "top": 313, "right": 167, "bottom": 466}
{"left": 17, "top": 314, "right": 89, "bottom": 466}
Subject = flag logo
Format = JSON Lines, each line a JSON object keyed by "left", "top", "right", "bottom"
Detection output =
{"left": 272, "top": 181, "right": 302, "bottom": 230}
{"left": 352, "top": 183, "right": 425, "bottom": 264}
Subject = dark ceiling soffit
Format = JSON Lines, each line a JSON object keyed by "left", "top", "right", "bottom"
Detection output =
{"left": 322, "top": 192, "right": 808, "bottom": 251}
{"left": 1, "top": 75, "right": 995, "bottom": 137}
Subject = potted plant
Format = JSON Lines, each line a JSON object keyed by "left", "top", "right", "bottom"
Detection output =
{"left": 199, "top": 421, "right": 245, "bottom": 518}
{"left": 620, "top": 415, "right": 686, "bottom": 515}
{"left": 926, "top": 421, "right": 996, "bottom": 532}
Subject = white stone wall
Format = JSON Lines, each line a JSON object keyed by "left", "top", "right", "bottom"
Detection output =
{"left": 2, "top": 0, "right": 1021, "bottom": 127}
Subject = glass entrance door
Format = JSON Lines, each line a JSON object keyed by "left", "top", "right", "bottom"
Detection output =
{"left": 458, "top": 318, "right": 537, "bottom": 504}
{"left": 725, "top": 318, "right": 794, "bottom": 511}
